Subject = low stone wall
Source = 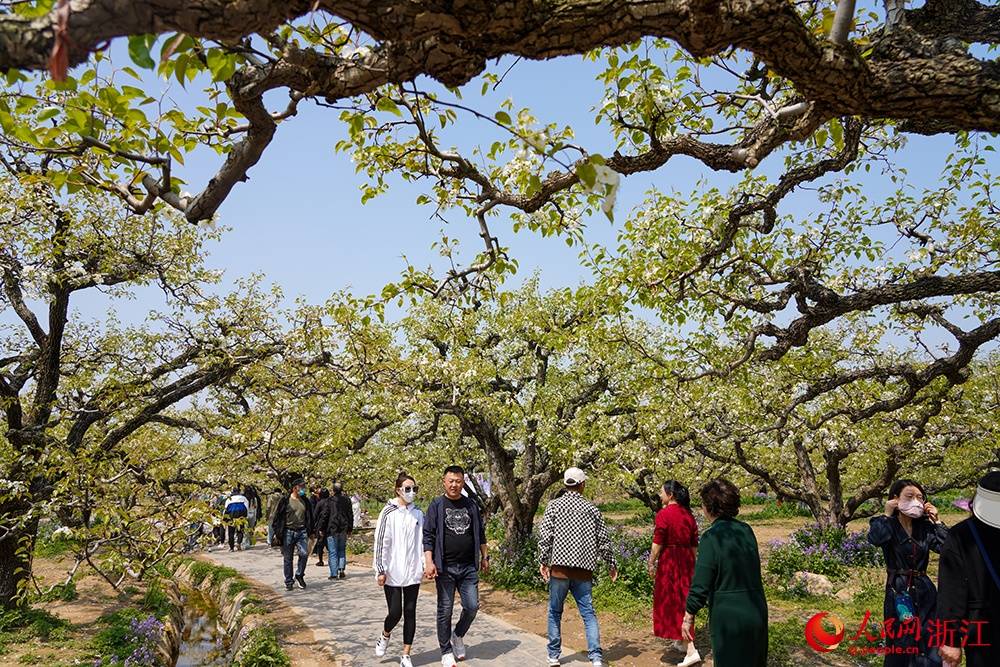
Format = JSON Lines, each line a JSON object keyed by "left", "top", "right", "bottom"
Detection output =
{"left": 168, "top": 559, "right": 279, "bottom": 665}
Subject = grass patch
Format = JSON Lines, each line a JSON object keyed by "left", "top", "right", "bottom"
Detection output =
{"left": 188, "top": 560, "right": 242, "bottom": 588}
{"left": 233, "top": 626, "right": 290, "bottom": 667}
{"left": 767, "top": 617, "right": 804, "bottom": 667}
{"left": 33, "top": 536, "right": 75, "bottom": 558}
{"left": 141, "top": 579, "right": 173, "bottom": 619}
{"left": 0, "top": 608, "right": 71, "bottom": 645}
{"left": 596, "top": 499, "right": 646, "bottom": 513}
{"left": 31, "top": 580, "right": 78, "bottom": 603}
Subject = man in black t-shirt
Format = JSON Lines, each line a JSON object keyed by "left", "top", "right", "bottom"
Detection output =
{"left": 423, "top": 465, "right": 489, "bottom": 666}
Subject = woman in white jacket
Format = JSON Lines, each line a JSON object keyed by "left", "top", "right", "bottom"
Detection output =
{"left": 374, "top": 472, "right": 425, "bottom": 667}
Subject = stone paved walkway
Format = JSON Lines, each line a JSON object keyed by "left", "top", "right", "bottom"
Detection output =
{"left": 206, "top": 546, "right": 593, "bottom": 666}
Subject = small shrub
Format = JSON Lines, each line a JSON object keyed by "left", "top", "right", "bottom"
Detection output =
{"left": 766, "top": 524, "right": 883, "bottom": 582}
{"left": 92, "top": 610, "right": 162, "bottom": 666}
{"left": 140, "top": 579, "right": 174, "bottom": 620}
{"left": 484, "top": 516, "right": 505, "bottom": 544}
{"left": 482, "top": 534, "right": 540, "bottom": 591}
{"left": 346, "top": 533, "right": 370, "bottom": 555}
{"left": 227, "top": 580, "right": 252, "bottom": 597}
{"left": 234, "top": 627, "right": 290, "bottom": 667}
{"left": 607, "top": 531, "right": 653, "bottom": 599}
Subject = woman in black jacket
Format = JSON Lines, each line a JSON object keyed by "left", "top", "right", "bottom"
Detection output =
{"left": 868, "top": 479, "right": 949, "bottom": 667}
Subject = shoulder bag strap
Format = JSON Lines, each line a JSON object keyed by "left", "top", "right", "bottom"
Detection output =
{"left": 968, "top": 519, "right": 1000, "bottom": 592}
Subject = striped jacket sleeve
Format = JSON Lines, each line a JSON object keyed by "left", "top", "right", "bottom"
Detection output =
{"left": 374, "top": 504, "right": 396, "bottom": 575}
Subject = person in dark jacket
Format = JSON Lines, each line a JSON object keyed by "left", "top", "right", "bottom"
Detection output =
{"left": 683, "top": 478, "right": 768, "bottom": 667}
{"left": 313, "top": 488, "right": 330, "bottom": 566}
{"left": 318, "top": 481, "right": 354, "bottom": 580}
{"left": 868, "top": 479, "right": 949, "bottom": 667}
{"left": 423, "top": 465, "right": 489, "bottom": 667}
{"left": 269, "top": 476, "right": 314, "bottom": 591}
{"left": 937, "top": 471, "right": 1000, "bottom": 667}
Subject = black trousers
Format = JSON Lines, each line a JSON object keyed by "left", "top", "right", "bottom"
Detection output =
{"left": 227, "top": 524, "right": 244, "bottom": 549}
{"left": 384, "top": 583, "right": 420, "bottom": 645}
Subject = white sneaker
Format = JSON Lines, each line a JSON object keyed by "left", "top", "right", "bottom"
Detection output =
{"left": 400, "top": 656, "right": 413, "bottom": 667}
{"left": 547, "top": 657, "right": 560, "bottom": 666}
{"left": 441, "top": 654, "right": 457, "bottom": 667}
{"left": 451, "top": 634, "right": 466, "bottom": 660}
{"left": 591, "top": 662, "right": 604, "bottom": 667}
{"left": 677, "top": 651, "right": 702, "bottom": 667}
{"left": 375, "top": 633, "right": 389, "bottom": 657}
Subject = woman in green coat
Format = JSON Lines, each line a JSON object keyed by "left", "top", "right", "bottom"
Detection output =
{"left": 681, "top": 478, "right": 768, "bottom": 667}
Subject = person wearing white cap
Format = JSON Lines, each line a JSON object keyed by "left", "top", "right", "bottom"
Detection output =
{"left": 937, "top": 471, "right": 1000, "bottom": 667}
{"left": 537, "top": 467, "right": 617, "bottom": 667}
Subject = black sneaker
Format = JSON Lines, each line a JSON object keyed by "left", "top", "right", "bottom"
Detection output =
{"left": 285, "top": 583, "right": 294, "bottom": 591}
{"left": 295, "top": 574, "right": 307, "bottom": 589}
{"left": 328, "top": 575, "right": 336, "bottom": 580}
{"left": 338, "top": 570, "right": 346, "bottom": 579}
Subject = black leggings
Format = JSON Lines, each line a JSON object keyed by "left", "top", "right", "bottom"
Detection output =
{"left": 384, "top": 584, "right": 420, "bottom": 645}
{"left": 227, "top": 524, "right": 243, "bottom": 549}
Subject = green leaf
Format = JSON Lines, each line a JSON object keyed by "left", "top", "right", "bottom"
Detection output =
{"left": 494, "top": 110, "right": 512, "bottom": 125}
{"left": 829, "top": 119, "right": 844, "bottom": 152}
{"left": 36, "top": 106, "right": 61, "bottom": 122}
{"left": 577, "top": 162, "right": 597, "bottom": 188}
{"left": 375, "top": 97, "right": 402, "bottom": 117}
{"left": 128, "top": 35, "right": 156, "bottom": 69}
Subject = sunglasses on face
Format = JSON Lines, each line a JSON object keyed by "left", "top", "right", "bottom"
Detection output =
{"left": 401, "top": 486, "right": 418, "bottom": 493}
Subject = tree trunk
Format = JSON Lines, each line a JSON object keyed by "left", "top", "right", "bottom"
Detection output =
{"left": 0, "top": 517, "right": 39, "bottom": 609}
{"left": 501, "top": 508, "right": 535, "bottom": 551}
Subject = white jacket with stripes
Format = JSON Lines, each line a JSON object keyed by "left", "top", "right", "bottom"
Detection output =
{"left": 373, "top": 499, "right": 425, "bottom": 587}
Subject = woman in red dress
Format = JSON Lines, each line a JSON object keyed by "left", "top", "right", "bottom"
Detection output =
{"left": 647, "top": 480, "right": 701, "bottom": 667}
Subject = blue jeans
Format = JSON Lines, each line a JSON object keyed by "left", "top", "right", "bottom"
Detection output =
{"left": 547, "top": 576, "right": 602, "bottom": 662}
{"left": 282, "top": 528, "right": 308, "bottom": 585}
{"left": 435, "top": 562, "right": 479, "bottom": 655}
{"left": 326, "top": 533, "right": 347, "bottom": 576}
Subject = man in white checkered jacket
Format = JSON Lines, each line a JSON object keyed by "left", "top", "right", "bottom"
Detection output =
{"left": 537, "top": 467, "right": 619, "bottom": 667}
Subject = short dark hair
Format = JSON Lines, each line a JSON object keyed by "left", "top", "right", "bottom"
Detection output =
{"left": 395, "top": 472, "right": 416, "bottom": 490}
{"left": 888, "top": 479, "right": 926, "bottom": 501}
{"left": 700, "top": 478, "right": 740, "bottom": 518}
{"left": 662, "top": 480, "right": 691, "bottom": 510}
{"left": 443, "top": 465, "right": 465, "bottom": 477}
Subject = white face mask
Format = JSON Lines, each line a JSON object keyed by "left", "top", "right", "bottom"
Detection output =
{"left": 898, "top": 498, "right": 925, "bottom": 519}
{"left": 402, "top": 489, "right": 416, "bottom": 504}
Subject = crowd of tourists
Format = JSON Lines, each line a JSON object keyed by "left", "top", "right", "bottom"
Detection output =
{"left": 236, "top": 466, "right": 1000, "bottom": 667}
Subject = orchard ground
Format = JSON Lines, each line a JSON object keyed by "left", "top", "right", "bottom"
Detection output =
{"left": 17, "top": 500, "right": 970, "bottom": 666}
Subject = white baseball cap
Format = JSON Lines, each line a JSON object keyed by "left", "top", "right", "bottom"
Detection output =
{"left": 563, "top": 467, "right": 588, "bottom": 486}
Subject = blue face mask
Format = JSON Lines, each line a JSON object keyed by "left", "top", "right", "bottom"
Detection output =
{"left": 298, "top": 488, "right": 307, "bottom": 497}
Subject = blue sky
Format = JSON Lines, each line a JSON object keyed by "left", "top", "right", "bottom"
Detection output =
{"left": 61, "top": 48, "right": 995, "bottom": 326}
